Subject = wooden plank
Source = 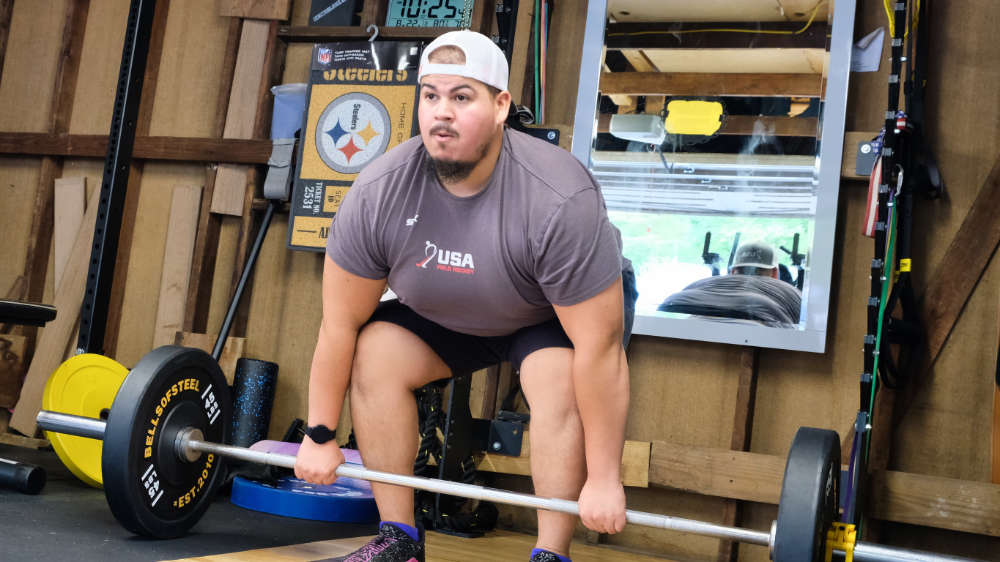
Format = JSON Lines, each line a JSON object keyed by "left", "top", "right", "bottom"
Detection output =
{"left": 217, "top": 0, "right": 291, "bottom": 20}
{"left": 637, "top": 48, "right": 828, "bottom": 75}
{"left": 9, "top": 185, "right": 101, "bottom": 436}
{"left": 277, "top": 25, "right": 463, "bottom": 42}
{"left": 359, "top": 0, "right": 386, "bottom": 28}
{"left": 920, "top": 153, "right": 1000, "bottom": 368}
{"left": 621, "top": 49, "right": 657, "bottom": 72}
{"left": 0, "top": 0, "right": 13, "bottom": 85}
{"left": 607, "top": 22, "right": 829, "bottom": 50}
{"left": 649, "top": 440, "right": 785, "bottom": 504}
{"left": 606, "top": 0, "right": 826, "bottom": 22}
{"left": 475, "top": 435, "right": 650, "bottom": 488}
{"left": 602, "top": 61, "right": 634, "bottom": 110}
{"left": 507, "top": 0, "right": 534, "bottom": 105}
{"left": 994, "top": 382, "right": 1000, "bottom": 484}
{"left": 173, "top": 332, "right": 246, "bottom": 385}
{"left": 53, "top": 177, "right": 86, "bottom": 290}
{"left": 53, "top": 176, "right": 86, "bottom": 363}
{"left": 995, "top": 291, "right": 1000, "bottom": 485}
{"left": 20, "top": 0, "right": 89, "bottom": 316}
{"left": 152, "top": 185, "right": 203, "bottom": 347}
{"left": 600, "top": 71, "right": 824, "bottom": 97}
{"left": 0, "top": 334, "right": 27, "bottom": 408}
{"left": 228, "top": 22, "right": 283, "bottom": 339}
{"left": 212, "top": 19, "right": 270, "bottom": 216}
{"left": 0, "top": 133, "right": 272, "bottom": 163}
{"left": 184, "top": 16, "right": 241, "bottom": 335}
{"left": 103, "top": 0, "right": 171, "bottom": 359}
{"left": 650, "top": 439, "right": 1000, "bottom": 537}
{"left": 717, "top": 347, "right": 759, "bottom": 561}
{"left": 869, "top": 471, "right": 1000, "bottom": 537}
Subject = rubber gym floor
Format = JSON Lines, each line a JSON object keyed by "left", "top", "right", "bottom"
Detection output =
{"left": 0, "top": 443, "right": 667, "bottom": 561}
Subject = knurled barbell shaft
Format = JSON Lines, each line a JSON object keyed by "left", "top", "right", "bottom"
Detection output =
{"left": 182, "top": 432, "right": 770, "bottom": 546}
{"left": 36, "top": 410, "right": 980, "bottom": 562}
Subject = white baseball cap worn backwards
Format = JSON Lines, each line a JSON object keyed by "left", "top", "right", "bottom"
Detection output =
{"left": 417, "top": 30, "right": 509, "bottom": 92}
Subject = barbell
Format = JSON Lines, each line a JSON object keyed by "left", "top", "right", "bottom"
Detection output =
{"left": 36, "top": 345, "right": 978, "bottom": 562}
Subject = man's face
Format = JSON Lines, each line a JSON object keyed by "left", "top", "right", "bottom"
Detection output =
{"left": 417, "top": 74, "right": 507, "bottom": 167}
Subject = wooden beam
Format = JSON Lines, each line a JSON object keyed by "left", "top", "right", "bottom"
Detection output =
{"left": 993, "top": 259, "right": 1000, "bottom": 485}
{"left": 229, "top": 21, "right": 284, "bottom": 339}
{"left": 507, "top": 0, "right": 535, "bottom": 106}
{"left": 20, "top": 0, "right": 89, "bottom": 320}
{"left": 217, "top": 0, "right": 291, "bottom": 20}
{"left": 277, "top": 25, "right": 466, "bottom": 42}
{"left": 606, "top": 22, "right": 829, "bottom": 50}
{"left": 994, "top": 377, "right": 1000, "bottom": 484}
{"left": 153, "top": 185, "right": 202, "bottom": 348}
{"left": 920, "top": 153, "right": 1000, "bottom": 367}
{"left": 174, "top": 332, "right": 245, "bottom": 385}
{"left": 0, "top": 0, "right": 13, "bottom": 85}
{"left": 474, "top": 436, "right": 651, "bottom": 488}
{"left": 53, "top": 177, "right": 86, "bottom": 290}
{"left": 600, "top": 72, "right": 824, "bottom": 97}
{"left": 650, "top": 440, "right": 786, "bottom": 505}
{"left": 359, "top": 0, "right": 386, "bottom": 28}
{"left": 718, "top": 347, "right": 759, "bottom": 561}
{"left": 597, "top": 114, "right": 819, "bottom": 137}
{"left": 184, "top": 18, "right": 242, "bottom": 334}
{"left": 212, "top": 19, "right": 272, "bottom": 216}
{"left": 650, "top": 439, "right": 1000, "bottom": 537}
{"left": 103, "top": 0, "right": 171, "bottom": 358}
{"left": 634, "top": 48, "right": 827, "bottom": 76}
{"left": 620, "top": 49, "right": 658, "bottom": 72}
{"left": 10, "top": 186, "right": 101, "bottom": 436}
{"left": 869, "top": 471, "right": 1000, "bottom": 537}
{"left": 0, "top": 133, "right": 272, "bottom": 163}
{"left": 606, "top": 0, "right": 829, "bottom": 23}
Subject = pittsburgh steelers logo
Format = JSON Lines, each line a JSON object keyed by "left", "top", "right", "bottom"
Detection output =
{"left": 315, "top": 92, "right": 391, "bottom": 174}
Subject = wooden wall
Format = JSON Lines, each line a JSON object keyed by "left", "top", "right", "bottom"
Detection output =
{"left": 1, "top": 1, "right": 998, "bottom": 560}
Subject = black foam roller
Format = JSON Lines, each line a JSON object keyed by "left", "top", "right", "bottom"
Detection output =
{"left": 0, "top": 457, "right": 46, "bottom": 494}
{"left": 229, "top": 358, "right": 279, "bottom": 448}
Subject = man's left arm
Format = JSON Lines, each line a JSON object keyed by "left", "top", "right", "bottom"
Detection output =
{"left": 553, "top": 276, "right": 629, "bottom": 534}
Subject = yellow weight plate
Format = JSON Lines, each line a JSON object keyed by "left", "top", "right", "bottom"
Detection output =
{"left": 42, "top": 353, "right": 128, "bottom": 488}
{"left": 664, "top": 100, "right": 724, "bottom": 136}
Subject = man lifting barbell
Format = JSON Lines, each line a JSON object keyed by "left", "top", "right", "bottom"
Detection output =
{"left": 293, "top": 30, "right": 637, "bottom": 562}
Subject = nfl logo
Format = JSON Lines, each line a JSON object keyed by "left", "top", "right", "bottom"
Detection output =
{"left": 317, "top": 48, "right": 332, "bottom": 65}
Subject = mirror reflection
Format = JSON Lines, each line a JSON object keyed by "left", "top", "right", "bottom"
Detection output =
{"left": 591, "top": 1, "right": 835, "bottom": 332}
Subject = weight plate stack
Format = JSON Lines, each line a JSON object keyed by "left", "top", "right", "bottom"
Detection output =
{"left": 101, "top": 346, "right": 232, "bottom": 538}
{"left": 773, "top": 427, "right": 841, "bottom": 562}
{"left": 42, "top": 353, "right": 129, "bottom": 488}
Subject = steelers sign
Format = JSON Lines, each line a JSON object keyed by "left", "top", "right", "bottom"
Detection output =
{"left": 315, "top": 92, "right": 392, "bottom": 174}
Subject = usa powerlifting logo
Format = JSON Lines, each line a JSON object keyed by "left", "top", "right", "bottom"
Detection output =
{"left": 416, "top": 241, "right": 475, "bottom": 275}
{"left": 315, "top": 92, "right": 391, "bottom": 174}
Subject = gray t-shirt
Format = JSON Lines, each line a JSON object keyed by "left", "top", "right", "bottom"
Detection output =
{"left": 326, "top": 128, "right": 625, "bottom": 337}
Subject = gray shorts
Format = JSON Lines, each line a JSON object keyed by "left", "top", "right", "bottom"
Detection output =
{"left": 365, "top": 269, "right": 637, "bottom": 377}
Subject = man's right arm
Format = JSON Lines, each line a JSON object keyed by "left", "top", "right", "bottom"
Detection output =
{"left": 295, "top": 254, "right": 385, "bottom": 484}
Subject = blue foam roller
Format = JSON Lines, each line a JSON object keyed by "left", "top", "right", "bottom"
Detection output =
{"left": 231, "top": 475, "right": 379, "bottom": 523}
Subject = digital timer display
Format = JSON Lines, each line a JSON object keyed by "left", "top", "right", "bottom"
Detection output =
{"left": 385, "top": 0, "right": 474, "bottom": 28}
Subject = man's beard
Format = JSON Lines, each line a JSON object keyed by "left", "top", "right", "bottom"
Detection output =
{"left": 426, "top": 127, "right": 492, "bottom": 184}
